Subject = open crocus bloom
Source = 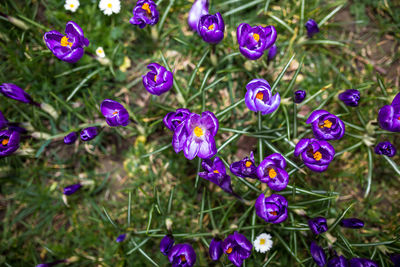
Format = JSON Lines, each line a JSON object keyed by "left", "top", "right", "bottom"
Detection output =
{"left": 167, "top": 243, "right": 196, "bottom": 267}
{"left": 374, "top": 141, "right": 396, "bottom": 157}
{"left": 294, "top": 138, "right": 335, "bottom": 172}
{"left": 100, "top": 99, "right": 130, "bottom": 127}
{"left": 0, "top": 129, "right": 20, "bottom": 157}
{"left": 230, "top": 151, "right": 258, "bottom": 179}
{"left": 129, "top": 0, "right": 159, "bottom": 28}
{"left": 378, "top": 92, "right": 400, "bottom": 132}
{"left": 255, "top": 193, "right": 288, "bottom": 224}
{"left": 306, "top": 110, "right": 345, "bottom": 140}
{"left": 245, "top": 79, "right": 280, "bottom": 115}
{"left": 221, "top": 232, "right": 252, "bottom": 267}
{"left": 256, "top": 153, "right": 289, "bottom": 191}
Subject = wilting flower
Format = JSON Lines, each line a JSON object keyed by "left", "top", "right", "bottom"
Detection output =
{"left": 222, "top": 232, "right": 252, "bottom": 267}
{"left": 305, "top": 19, "right": 319, "bottom": 38}
{"left": 378, "top": 92, "right": 400, "bottom": 132}
{"left": 229, "top": 151, "right": 258, "bottom": 179}
{"left": 209, "top": 238, "right": 223, "bottom": 261}
{"left": 245, "top": 79, "right": 280, "bottom": 115}
{"left": 116, "top": 233, "right": 127, "bottom": 243}
{"left": 255, "top": 194, "right": 288, "bottom": 224}
{"left": 36, "top": 260, "right": 67, "bottom": 267}
{"left": 294, "top": 138, "right": 335, "bottom": 172}
{"left": 294, "top": 90, "right": 306, "bottom": 104}
{"left": 0, "top": 111, "right": 8, "bottom": 130}
{"left": 348, "top": 258, "right": 378, "bottom": 267}
{"left": 163, "top": 108, "right": 191, "bottom": 132}
{"left": 256, "top": 153, "right": 289, "bottom": 191}
{"left": 0, "top": 83, "right": 40, "bottom": 106}
{"left": 0, "top": 130, "right": 20, "bottom": 157}
{"left": 188, "top": 0, "right": 209, "bottom": 32}
{"left": 100, "top": 99, "right": 129, "bottom": 127}
{"left": 267, "top": 44, "right": 277, "bottom": 62}
{"left": 96, "top": 47, "right": 106, "bottom": 58}
{"left": 129, "top": 0, "right": 159, "bottom": 28}
{"left": 80, "top": 127, "right": 98, "bottom": 141}
{"left": 237, "top": 23, "right": 277, "bottom": 60}
{"left": 307, "top": 110, "right": 345, "bottom": 140}
{"left": 64, "top": 132, "right": 78, "bottom": 145}
{"left": 374, "top": 141, "right": 396, "bottom": 157}
{"left": 99, "top": 0, "right": 121, "bottom": 16}
{"left": 198, "top": 13, "right": 225, "bottom": 44}
{"left": 340, "top": 218, "right": 364, "bottom": 229}
{"left": 338, "top": 89, "right": 360, "bottom": 107}
{"left": 308, "top": 217, "right": 328, "bottom": 235}
{"left": 63, "top": 183, "right": 82, "bottom": 195}
{"left": 160, "top": 234, "right": 175, "bottom": 256}
{"left": 64, "top": 0, "right": 80, "bottom": 12}
{"left": 44, "top": 21, "right": 89, "bottom": 63}
{"left": 253, "top": 233, "right": 273, "bottom": 253}
{"left": 142, "top": 63, "right": 173, "bottom": 96}
{"left": 168, "top": 243, "right": 196, "bottom": 267}
{"left": 310, "top": 241, "right": 326, "bottom": 267}
{"left": 327, "top": 255, "right": 347, "bottom": 267}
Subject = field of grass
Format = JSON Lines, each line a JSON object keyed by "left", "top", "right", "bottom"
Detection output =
{"left": 0, "top": 0, "right": 399, "bottom": 266}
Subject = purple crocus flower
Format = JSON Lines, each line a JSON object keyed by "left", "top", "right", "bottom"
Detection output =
{"left": 256, "top": 153, "right": 289, "bottom": 191}
{"left": 142, "top": 63, "right": 173, "bottom": 96}
{"left": 64, "top": 132, "right": 78, "bottom": 145}
{"left": 294, "top": 138, "right": 335, "bottom": 172}
{"left": 310, "top": 241, "right": 327, "bottom": 267}
{"left": 180, "top": 111, "right": 218, "bottom": 160}
{"left": 0, "top": 83, "right": 40, "bottom": 106}
{"left": 209, "top": 238, "right": 223, "bottom": 261}
{"left": 308, "top": 217, "right": 328, "bottom": 235}
{"left": 80, "top": 127, "right": 98, "bottom": 141}
{"left": 307, "top": 110, "right": 345, "bottom": 140}
{"left": 305, "top": 19, "right": 319, "bottom": 38}
{"left": 255, "top": 193, "right": 288, "bottom": 224}
{"left": 377, "top": 92, "right": 400, "bottom": 132}
{"left": 374, "top": 141, "right": 396, "bottom": 157}
{"left": 0, "top": 130, "right": 20, "bottom": 157}
{"left": 267, "top": 44, "right": 277, "bottom": 63}
{"left": 229, "top": 151, "right": 258, "bottom": 179}
{"left": 221, "top": 232, "right": 252, "bottom": 267}
{"left": 188, "top": 0, "right": 209, "bottom": 32}
{"left": 327, "top": 255, "right": 348, "bottom": 267}
{"left": 338, "top": 89, "right": 360, "bottom": 107}
{"left": 198, "top": 12, "right": 225, "bottom": 44}
{"left": 245, "top": 79, "right": 280, "bottom": 115}
{"left": 36, "top": 260, "right": 67, "bottom": 267}
{"left": 100, "top": 99, "right": 130, "bottom": 127}
{"left": 163, "top": 108, "right": 191, "bottom": 131}
{"left": 43, "top": 21, "right": 89, "bottom": 63}
{"left": 160, "top": 234, "right": 175, "bottom": 256}
{"left": 116, "top": 233, "right": 127, "bottom": 243}
{"left": 294, "top": 90, "right": 306, "bottom": 104}
{"left": 63, "top": 183, "right": 82, "bottom": 195}
{"left": 168, "top": 243, "right": 196, "bottom": 267}
{"left": 129, "top": 0, "right": 159, "bottom": 28}
{"left": 0, "top": 111, "right": 8, "bottom": 130}
{"left": 340, "top": 218, "right": 364, "bottom": 229}
{"left": 237, "top": 23, "right": 277, "bottom": 60}
{"left": 348, "top": 258, "right": 378, "bottom": 267}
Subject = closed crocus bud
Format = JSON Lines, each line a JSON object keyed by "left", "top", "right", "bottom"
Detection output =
{"left": 163, "top": 108, "right": 191, "bottom": 131}
{"left": 142, "top": 63, "right": 173, "bottom": 96}
{"left": 256, "top": 153, "right": 289, "bottom": 191}
{"left": 160, "top": 234, "right": 175, "bottom": 256}
{"left": 129, "top": 0, "right": 159, "bottom": 28}
{"left": 64, "top": 132, "right": 78, "bottom": 145}
{"left": 308, "top": 217, "right": 328, "bottom": 235}
{"left": 294, "top": 138, "right": 335, "bottom": 172}
{"left": 255, "top": 194, "right": 288, "bottom": 224}
{"left": 209, "top": 238, "right": 223, "bottom": 261}
{"left": 44, "top": 21, "right": 89, "bottom": 63}
{"left": 63, "top": 183, "right": 82, "bottom": 195}
{"left": 339, "top": 218, "right": 364, "bottom": 229}
{"left": 307, "top": 110, "right": 345, "bottom": 140}
{"left": 348, "top": 258, "right": 378, "bottom": 267}
{"left": 294, "top": 90, "right": 306, "bottom": 104}
{"left": 310, "top": 241, "right": 327, "bottom": 267}
{"left": 222, "top": 232, "right": 252, "bottom": 267}
{"left": 168, "top": 243, "right": 196, "bottom": 267}
{"left": 80, "top": 127, "right": 98, "bottom": 141}
{"left": 245, "top": 79, "right": 280, "bottom": 115}
{"left": 230, "top": 151, "right": 258, "bottom": 179}
{"left": 374, "top": 141, "right": 396, "bottom": 157}
{"left": 100, "top": 99, "right": 130, "bottom": 127}
{"left": 338, "top": 89, "right": 360, "bottom": 107}
{"left": 327, "top": 255, "right": 348, "bottom": 267}
{"left": 188, "top": 0, "right": 209, "bottom": 32}
{"left": 116, "top": 233, "right": 127, "bottom": 243}
{"left": 198, "top": 12, "right": 225, "bottom": 44}
{"left": 378, "top": 92, "right": 400, "bottom": 132}
{"left": 267, "top": 44, "right": 277, "bottom": 62}
{"left": 0, "top": 130, "right": 20, "bottom": 158}
{"left": 305, "top": 19, "right": 319, "bottom": 38}
{"left": 0, "top": 83, "right": 40, "bottom": 106}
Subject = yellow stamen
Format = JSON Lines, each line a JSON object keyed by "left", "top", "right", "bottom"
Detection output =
{"left": 269, "top": 211, "right": 278, "bottom": 216}
{"left": 2, "top": 139, "right": 9, "bottom": 146}
{"left": 253, "top": 33, "right": 260, "bottom": 42}
{"left": 319, "top": 119, "right": 333, "bottom": 129}
{"left": 60, "top": 36, "right": 73, "bottom": 47}
{"left": 208, "top": 24, "right": 215, "bottom": 30}
{"left": 256, "top": 92, "right": 264, "bottom": 100}
{"left": 194, "top": 127, "right": 204, "bottom": 137}
{"left": 226, "top": 247, "right": 233, "bottom": 254}
{"left": 268, "top": 168, "right": 277, "bottom": 179}
{"left": 313, "top": 151, "right": 322, "bottom": 161}
{"left": 213, "top": 170, "right": 219, "bottom": 174}
{"left": 180, "top": 255, "right": 186, "bottom": 262}
{"left": 112, "top": 111, "right": 118, "bottom": 115}
{"left": 154, "top": 75, "right": 157, "bottom": 82}
{"left": 259, "top": 238, "right": 266, "bottom": 245}
{"left": 142, "top": 3, "right": 151, "bottom": 14}
{"left": 107, "top": 3, "right": 112, "bottom": 8}
{"left": 245, "top": 161, "right": 252, "bottom": 168}
{"left": 70, "top": 4, "right": 74, "bottom": 8}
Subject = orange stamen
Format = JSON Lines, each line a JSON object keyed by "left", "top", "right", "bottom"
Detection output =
{"left": 226, "top": 247, "right": 233, "bottom": 254}
{"left": 256, "top": 92, "right": 264, "bottom": 100}
{"left": 2, "top": 139, "right": 9, "bottom": 146}
{"left": 60, "top": 36, "right": 73, "bottom": 47}
{"left": 253, "top": 33, "right": 260, "bottom": 42}
{"left": 245, "top": 161, "right": 252, "bottom": 167}
{"left": 142, "top": 3, "right": 151, "bottom": 14}
{"left": 208, "top": 24, "right": 215, "bottom": 30}
{"left": 313, "top": 151, "right": 322, "bottom": 161}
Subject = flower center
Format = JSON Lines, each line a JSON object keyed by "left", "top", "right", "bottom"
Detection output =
{"left": 208, "top": 24, "right": 215, "bottom": 30}
{"left": 226, "top": 247, "right": 233, "bottom": 254}
{"left": 194, "top": 126, "right": 204, "bottom": 137}
{"left": 256, "top": 92, "right": 264, "bottom": 100}
{"left": 268, "top": 168, "right": 277, "bottom": 179}
{"left": 313, "top": 151, "right": 322, "bottom": 161}
{"left": 112, "top": 111, "right": 118, "bottom": 115}
{"left": 60, "top": 36, "right": 73, "bottom": 47}
{"left": 245, "top": 161, "right": 252, "bottom": 167}
{"left": 213, "top": 170, "right": 219, "bottom": 174}
{"left": 142, "top": 3, "right": 151, "bottom": 14}
{"left": 253, "top": 33, "right": 260, "bottom": 42}
{"left": 259, "top": 238, "right": 266, "bottom": 245}
{"left": 70, "top": 4, "right": 74, "bottom": 8}
{"left": 154, "top": 75, "right": 157, "bottom": 82}
{"left": 269, "top": 211, "right": 278, "bottom": 216}
{"left": 319, "top": 119, "right": 332, "bottom": 129}
{"left": 107, "top": 3, "right": 112, "bottom": 8}
{"left": 1, "top": 138, "right": 9, "bottom": 146}
{"left": 180, "top": 255, "right": 186, "bottom": 262}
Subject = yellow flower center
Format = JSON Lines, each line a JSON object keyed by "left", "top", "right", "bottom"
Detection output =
{"left": 180, "top": 255, "right": 186, "bottom": 262}
{"left": 245, "top": 161, "right": 252, "bottom": 167}
{"left": 226, "top": 247, "right": 233, "bottom": 254}
{"left": 70, "top": 4, "right": 74, "bottom": 8}
{"left": 213, "top": 170, "right": 219, "bottom": 174}
{"left": 60, "top": 36, "right": 73, "bottom": 47}
{"left": 313, "top": 151, "right": 322, "bottom": 161}
{"left": 259, "top": 238, "right": 266, "bottom": 245}
{"left": 319, "top": 119, "right": 333, "bottom": 129}
{"left": 208, "top": 24, "right": 215, "bottom": 30}
{"left": 107, "top": 3, "right": 112, "bottom": 8}
{"left": 2, "top": 139, "right": 9, "bottom": 146}
{"left": 253, "top": 33, "right": 260, "bottom": 42}
{"left": 268, "top": 168, "right": 277, "bottom": 179}
{"left": 142, "top": 3, "right": 151, "bottom": 14}
{"left": 154, "top": 75, "right": 157, "bottom": 82}
{"left": 194, "top": 127, "right": 204, "bottom": 137}
{"left": 256, "top": 92, "right": 264, "bottom": 100}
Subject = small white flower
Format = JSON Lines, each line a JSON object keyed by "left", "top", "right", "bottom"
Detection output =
{"left": 253, "top": 233, "right": 273, "bottom": 253}
{"left": 96, "top": 47, "right": 106, "bottom": 58}
{"left": 64, "top": 0, "right": 80, "bottom": 12}
{"left": 99, "top": 0, "right": 121, "bottom": 16}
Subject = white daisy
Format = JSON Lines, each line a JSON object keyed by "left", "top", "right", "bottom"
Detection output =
{"left": 99, "top": 0, "right": 121, "bottom": 16}
{"left": 253, "top": 233, "right": 273, "bottom": 253}
{"left": 64, "top": 0, "right": 80, "bottom": 12}
{"left": 96, "top": 47, "right": 106, "bottom": 58}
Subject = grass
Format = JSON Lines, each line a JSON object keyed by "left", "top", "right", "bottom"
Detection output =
{"left": 1, "top": 0, "right": 400, "bottom": 266}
